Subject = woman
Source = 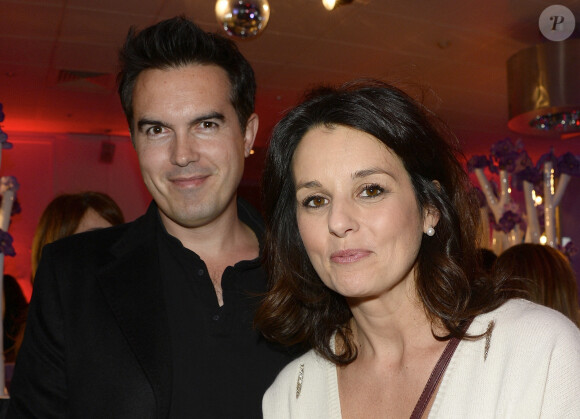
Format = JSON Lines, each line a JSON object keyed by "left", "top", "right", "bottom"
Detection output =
{"left": 493, "top": 243, "right": 580, "bottom": 327}
{"left": 256, "top": 80, "right": 580, "bottom": 418}
{"left": 31, "top": 191, "right": 125, "bottom": 279}
{"left": 8, "top": 192, "right": 124, "bottom": 363}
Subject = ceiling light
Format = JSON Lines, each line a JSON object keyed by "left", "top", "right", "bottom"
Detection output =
{"left": 322, "top": 0, "right": 354, "bottom": 11}
{"left": 507, "top": 39, "right": 580, "bottom": 137}
{"left": 529, "top": 110, "right": 580, "bottom": 132}
{"left": 215, "top": 0, "right": 270, "bottom": 39}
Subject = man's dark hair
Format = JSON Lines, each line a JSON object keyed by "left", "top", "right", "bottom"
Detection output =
{"left": 117, "top": 16, "right": 256, "bottom": 134}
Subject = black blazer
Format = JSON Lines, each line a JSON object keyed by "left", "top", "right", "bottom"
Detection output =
{"left": 8, "top": 204, "right": 183, "bottom": 418}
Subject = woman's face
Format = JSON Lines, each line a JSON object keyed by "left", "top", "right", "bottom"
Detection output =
{"left": 292, "top": 125, "right": 436, "bottom": 302}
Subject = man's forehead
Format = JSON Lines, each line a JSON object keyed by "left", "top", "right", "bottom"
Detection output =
{"left": 135, "top": 63, "right": 230, "bottom": 87}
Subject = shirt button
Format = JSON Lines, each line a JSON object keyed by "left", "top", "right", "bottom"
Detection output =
{"left": 212, "top": 314, "right": 220, "bottom": 321}
{"left": 197, "top": 268, "right": 204, "bottom": 276}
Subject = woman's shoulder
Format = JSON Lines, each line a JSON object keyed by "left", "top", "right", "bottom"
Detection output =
{"left": 266, "top": 349, "right": 332, "bottom": 393}
{"left": 433, "top": 299, "right": 580, "bottom": 417}
{"left": 263, "top": 349, "right": 340, "bottom": 418}
{"left": 476, "top": 298, "right": 576, "bottom": 325}
{"left": 470, "top": 298, "right": 580, "bottom": 347}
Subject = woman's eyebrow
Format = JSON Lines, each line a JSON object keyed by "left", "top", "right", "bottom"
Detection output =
{"left": 352, "top": 167, "right": 391, "bottom": 179}
{"left": 295, "top": 180, "right": 321, "bottom": 191}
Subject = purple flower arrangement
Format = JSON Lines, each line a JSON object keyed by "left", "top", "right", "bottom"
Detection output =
{"left": 559, "top": 241, "right": 578, "bottom": 259}
{"left": 0, "top": 103, "right": 13, "bottom": 150}
{"left": 495, "top": 210, "right": 523, "bottom": 233}
{"left": 0, "top": 103, "right": 18, "bottom": 256}
{"left": 468, "top": 138, "right": 580, "bottom": 189}
{"left": 0, "top": 230, "right": 15, "bottom": 257}
{"left": 468, "top": 138, "right": 580, "bottom": 255}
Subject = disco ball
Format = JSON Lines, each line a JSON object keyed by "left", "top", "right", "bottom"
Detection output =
{"left": 215, "top": 0, "right": 270, "bottom": 39}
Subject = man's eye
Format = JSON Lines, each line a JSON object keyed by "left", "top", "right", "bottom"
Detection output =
{"left": 361, "top": 184, "right": 384, "bottom": 197}
{"left": 147, "top": 126, "right": 165, "bottom": 135}
{"left": 201, "top": 121, "right": 218, "bottom": 129}
{"left": 303, "top": 196, "right": 328, "bottom": 208}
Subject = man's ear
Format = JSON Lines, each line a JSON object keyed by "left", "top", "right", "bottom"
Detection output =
{"left": 243, "top": 113, "right": 259, "bottom": 158}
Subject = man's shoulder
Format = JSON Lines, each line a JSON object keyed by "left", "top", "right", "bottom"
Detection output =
{"left": 49, "top": 220, "right": 131, "bottom": 252}
{"left": 45, "top": 210, "right": 153, "bottom": 261}
{"left": 33, "top": 213, "right": 156, "bottom": 292}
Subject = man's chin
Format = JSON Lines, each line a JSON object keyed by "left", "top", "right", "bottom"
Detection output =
{"left": 159, "top": 204, "right": 218, "bottom": 228}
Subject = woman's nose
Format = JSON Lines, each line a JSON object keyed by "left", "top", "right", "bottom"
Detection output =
{"left": 327, "top": 200, "right": 359, "bottom": 238}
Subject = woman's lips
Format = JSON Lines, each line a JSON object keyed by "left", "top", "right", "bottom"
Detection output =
{"left": 330, "top": 249, "right": 371, "bottom": 263}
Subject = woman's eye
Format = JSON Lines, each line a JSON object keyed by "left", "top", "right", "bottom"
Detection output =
{"left": 303, "top": 196, "right": 328, "bottom": 208}
{"left": 361, "top": 184, "right": 384, "bottom": 197}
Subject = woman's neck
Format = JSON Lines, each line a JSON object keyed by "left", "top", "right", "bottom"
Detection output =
{"left": 346, "top": 291, "right": 445, "bottom": 364}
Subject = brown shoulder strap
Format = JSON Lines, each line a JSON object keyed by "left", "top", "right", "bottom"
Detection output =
{"left": 409, "top": 336, "right": 461, "bottom": 419}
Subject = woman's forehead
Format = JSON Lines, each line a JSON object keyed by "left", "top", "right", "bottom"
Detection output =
{"left": 291, "top": 125, "right": 406, "bottom": 180}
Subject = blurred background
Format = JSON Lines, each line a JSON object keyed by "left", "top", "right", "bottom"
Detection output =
{"left": 0, "top": 0, "right": 579, "bottom": 298}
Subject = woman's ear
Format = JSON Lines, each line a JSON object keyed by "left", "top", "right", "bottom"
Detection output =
{"left": 423, "top": 205, "right": 440, "bottom": 233}
{"left": 423, "top": 180, "right": 441, "bottom": 234}
{"left": 432, "top": 180, "right": 442, "bottom": 192}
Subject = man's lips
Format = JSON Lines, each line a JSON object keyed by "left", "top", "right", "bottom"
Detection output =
{"left": 330, "top": 249, "right": 372, "bottom": 263}
{"left": 170, "top": 174, "right": 210, "bottom": 187}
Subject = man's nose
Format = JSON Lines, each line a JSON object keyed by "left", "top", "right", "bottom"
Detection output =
{"left": 170, "top": 134, "right": 201, "bottom": 167}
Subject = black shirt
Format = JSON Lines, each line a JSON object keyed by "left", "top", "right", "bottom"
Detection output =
{"left": 158, "top": 199, "right": 292, "bottom": 418}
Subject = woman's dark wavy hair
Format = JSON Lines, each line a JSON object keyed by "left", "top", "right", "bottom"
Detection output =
{"left": 255, "top": 79, "right": 505, "bottom": 365}
{"left": 117, "top": 16, "right": 256, "bottom": 136}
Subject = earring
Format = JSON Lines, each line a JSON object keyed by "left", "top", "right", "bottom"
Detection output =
{"left": 426, "top": 226, "right": 435, "bottom": 236}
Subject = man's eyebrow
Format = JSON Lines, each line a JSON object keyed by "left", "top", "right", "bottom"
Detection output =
{"left": 189, "top": 112, "right": 225, "bottom": 127}
{"left": 137, "top": 118, "right": 169, "bottom": 131}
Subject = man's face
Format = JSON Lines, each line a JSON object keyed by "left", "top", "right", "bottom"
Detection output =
{"left": 131, "top": 64, "right": 257, "bottom": 234}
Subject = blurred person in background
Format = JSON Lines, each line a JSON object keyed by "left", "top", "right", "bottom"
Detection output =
{"left": 8, "top": 191, "right": 124, "bottom": 363}
{"left": 493, "top": 243, "right": 580, "bottom": 327}
{"left": 31, "top": 191, "right": 124, "bottom": 280}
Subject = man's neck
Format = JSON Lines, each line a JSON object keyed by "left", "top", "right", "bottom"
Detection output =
{"left": 160, "top": 203, "right": 259, "bottom": 306}
{"left": 163, "top": 199, "right": 258, "bottom": 255}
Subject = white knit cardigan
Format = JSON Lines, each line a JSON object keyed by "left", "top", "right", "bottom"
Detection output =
{"left": 263, "top": 299, "right": 580, "bottom": 418}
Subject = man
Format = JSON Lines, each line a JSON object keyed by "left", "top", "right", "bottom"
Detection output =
{"left": 8, "top": 17, "right": 293, "bottom": 418}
